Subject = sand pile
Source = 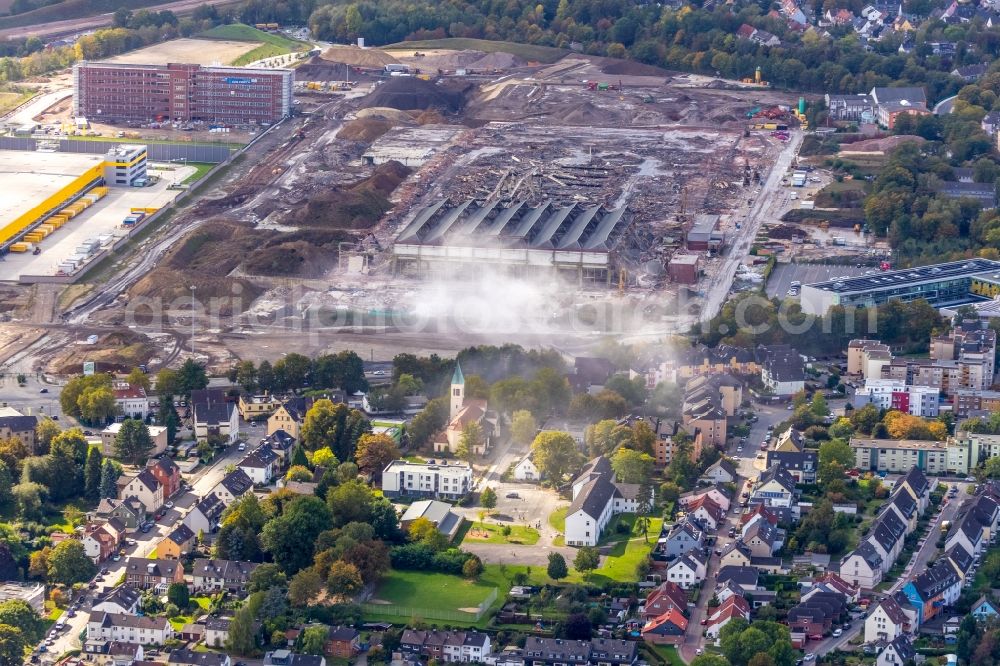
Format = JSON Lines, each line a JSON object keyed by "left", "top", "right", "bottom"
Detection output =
{"left": 320, "top": 45, "right": 399, "bottom": 67}
{"left": 468, "top": 51, "right": 524, "bottom": 69}
{"left": 561, "top": 101, "right": 620, "bottom": 125}
{"left": 362, "top": 78, "right": 468, "bottom": 113}
{"left": 339, "top": 117, "right": 396, "bottom": 143}
{"left": 356, "top": 107, "right": 418, "bottom": 123}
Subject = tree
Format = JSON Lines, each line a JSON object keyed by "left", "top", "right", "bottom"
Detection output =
{"left": 248, "top": 563, "right": 286, "bottom": 594}
{"left": 290, "top": 444, "right": 309, "bottom": 468}
{"left": 84, "top": 447, "right": 103, "bottom": 501}
{"left": 573, "top": 546, "right": 600, "bottom": 578}
{"left": 611, "top": 447, "right": 655, "bottom": 484}
{"left": 327, "top": 560, "right": 363, "bottom": 599}
{"left": 532, "top": 431, "right": 582, "bottom": 483}
{"left": 408, "top": 398, "right": 449, "bottom": 448}
{"left": 99, "top": 459, "right": 120, "bottom": 499}
{"left": 287, "top": 567, "right": 324, "bottom": 607}
{"left": 157, "top": 398, "right": 181, "bottom": 445}
{"left": 563, "top": 613, "right": 593, "bottom": 640}
{"left": 547, "top": 552, "right": 568, "bottom": 580}
{"left": 28, "top": 548, "right": 49, "bottom": 580}
{"left": 176, "top": 359, "right": 209, "bottom": 396}
{"left": 0, "top": 600, "right": 42, "bottom": 644}
{"left": 690, "top": 656, "right": 730, "bottom": 666}
{"left": 457, "top": 421, "right": 484, "bottom": 462}
{"left": 327, "top": 480, "right": 375, "bottom": 526}
{"left": 226, "top": 604, "right": 258, "bottom": 655}
{"left": 809, "top": 392, "right": 828, "bottom": 418}
{"left": 311, "top": 447, "right": 338, "bottom": 468}
{"left": 47, "top": 539, "right": 96, "bottom": 585}
{"left": 126, "top": 367, "right": 151, "bottom": 392}
{"left": 260, "top": 495, "right": 333, "bottom": 574}
{"left": 34, "top": 418, "right": 60, "bottom": 454}
{"left": 113, "top": 419, "right": 154, "bottom": 464}
{"left": 12, "top": 482, "right": 46, "bottom": 521}
{"left": 301, "top": 625, "right": 328, "bottom": 655}
{"left": 510, "top": 410, "right": 537, "bottom": 445}
{"left": 285, "top": 465, "right": 312, "bottom": 482}
{"left": 849, "top": 403, "right": 880, "bottom": 435}
{"left": 355, "top": 433, "right": 399, "bottom": 478}
{"left": 463, "top": 556, "right": 484, "bottom": 579}
{"left": 78, "top": 387, "right": 118, "bottom": 425}
{"left": 167, "top": 582, "right": 190, "bottom": 609}
{"left": 480, "top": 486, "right": 497, "bottom": 509}
{"left": 0, "top": 623, "right": 27, "bottom": 666}
{"left": 818, "top": 438, "right": 854, "bottom": 486}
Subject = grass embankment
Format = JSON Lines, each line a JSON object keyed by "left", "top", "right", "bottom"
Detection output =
{"left": 0, "top": 89, "right": 34, "bottom": 115}
{"left": 198, "top": 23, "right": 310, "bottom": 65}
{"left": 0, "top": 0, "right": 242, "bottom": 31}
{"left": 383, "top": 37, "right": 567, "bottom": 63}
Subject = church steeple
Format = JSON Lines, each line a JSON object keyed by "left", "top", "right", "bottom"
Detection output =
{"left": 450, "top": 361, "right": 465, "bottom": 419}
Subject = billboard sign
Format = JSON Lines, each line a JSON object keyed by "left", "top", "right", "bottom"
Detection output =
{"left": 224, "top": 77, "right": 255, "bottom": 85}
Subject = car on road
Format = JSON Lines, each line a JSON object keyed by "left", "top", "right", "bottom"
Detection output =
{"left": 965, "top": 476, "right": 976, "bottom": 482}
{"left": 39, "top": 388, "right": 48, "bottom": 393}
{"left": 832, "top": 629, "right": 843, "bottom": 637}
{"left": 83, "top": 430, "right": 93, "bottom": 436}
{"left": 238, "top": 442, "right": 246, "bottom": 451}
{"left": 505, "top": 492, "right": 520, "bottom": 499}
{"left": 737, "top": 445, "right": 743, "bottom": 452}
{"left": 165, "top": 501, "right": 174, "bottom": 509}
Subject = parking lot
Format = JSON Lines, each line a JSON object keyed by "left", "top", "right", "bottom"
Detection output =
{"left": 766, "top": 263, "right": 873, "bottom": 299}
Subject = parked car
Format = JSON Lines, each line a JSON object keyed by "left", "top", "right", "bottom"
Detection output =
{"left": 38, "top": 388, "right": 48, "bottom": 393}
{"left": 506, "top": 492, "right": 521, "bottom": 499}
{"left": 832, "top": 629, "right": 843, "bottom": 637}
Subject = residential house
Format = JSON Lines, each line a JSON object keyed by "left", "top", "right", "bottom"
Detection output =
{"left": 971, "top": 595, "right": 1000, "bottom": 621}
{"left": 787, "top": 591, "right": 848, "bottom": 637}
{"left": 682, "top": 374, "right": 742, "bottom": 448}
{"left": 204, "top": 617, "right": 231, "bottom": 649}
{"left": 184, "top": 494, "right": 225, "bottom": 535}
{"left": 982, "top": 110, "right": 1000, "bottom": 135}
{"left": 765, "top": 447, "right": 818, "bottom": 483}
{"left": 840, "top": 541, "right": 884, "bottom": 589}
{"left": 263, "top": 650, "right": 326, "bottom": 666}
{"left": 400, "top": 629, "right": 493, "bottom": 663}
{"left": 742, "top": 520, "right": 784, "bottom": 557}
{"left": 686, "top": 494, "right": 726, "bottom": 531}
{"left": 720, "top": 541, "right": 753, "bottom": 569}
{"left": 87, "top": 612, "right": 173, "bottom": 646}
{"left": 193, "top": 397, "right": 239, "bottom": 445}
{"left": 679, "top": 486, "right": 733, "bottom": 513}
{"left": 937, "top": 181, "right": 997, "bottom": 208}
{"left": 107, "top": 642, "right": 144, "bottom": 666}
{"left": 267, "top": 397, "right": 315, "bottom": 439}
{"left": 169, "top": 648, "right": 232, "bottom": 666}
{"left": 123, "top": 557, "right": 185, "bottom": 591}
{"left": 239, "top": 445, "right": 279, "bottom": 485}
{"left": 262, "top": 429, "right": 297, "bottom": 464}
{"left": 756, "top": 345, "right": 805, "bottom": 396}
{"left": 92, "top": 586, "right": 142, "bottom": 615}
{"left": 894, "top": 467, "right": 931, "bottom": 513}
{"left": 739, "top": 504, "right": 780, "bottom": 533}
{"left": 705, "top": 595, "right": 751, "bottom": 639}
{"left": 192, "top": 558, "right": 259, "bottom": 594}
{"left": 641, "top": 582, "right": 688, "bottom": 622}
{"left": 119, "top": 470, "right": 164, "bottom": 514}
{"left": 399, "top": 500, "right": 465, "bottom": 541}
{"left": 211, "top": 469, "right": 254, "bottom": 505}
{"left": 659, "top": 518, "right": 704, "bottom": 559}
{"left": 382, "top": 459, "right": 473, "bottom": 500}
{"left": 102, "top": 423, "right": 169, "bottom": 458}
{"left": 521, "top": 637, "right": 636, "bottom": 666}
{"left": 325, "top": 626, "right": 361, "bottom": 659}
{"left": 146, "top": 457, "right": 182, "bottom": 499}
{"left": 565, "top": 456, "right": 649, "bottom": 547}
{"left": 870, "top": 86, "right": 929, "bottom": 128}
{"left": 158, "top": 523, "right": 196, "bottom": 560}
{"left": 0, "top": 410, "right": 38, "bottom": 454}
{"left": 882, "top": 489, "right": 918, "bottom": 535}
{"left": 700, "top": 458, "right": 738, "bottom": 484}
{"left": 82, "top": 522, "right": 122, "bottom": 563}
{"left": 866, "top": 514, "right": 905, "bottom": 570}
{"left": 751, "top": 465, "right": 796, "bottom": 508}
{"left": 865, "top": 595, "right": 909, "bottom": 643}
{"left": 944, "top": 543, "right": 975, "bottom": 580}
{"left": 716, "top": 566, "right": 759, "bottom": 591}
{"left": 114, "top": 383, "right": 150, "bottom": 420}
{"left": 666, "top": 550, "right": 707, "bottom": 589}
{"left": 641, "top": 608, "right": 688, "bottom": 646}
{"left": 513, "top": 453, "right": 542, "bottom": 482}
{"left": 826, "top": 94, "right": 876, "bottom": 122}
{"left": 238, "top": 392, "right": 281, "bottom": 421}
{"left": 877, "top": 636, "right": 915, "bottom": 666}
{"left": 901, "top": 560, "right": 962, "bottom": 625}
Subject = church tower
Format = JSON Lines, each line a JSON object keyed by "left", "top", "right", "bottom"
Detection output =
{"left": 450, "top": 361, "right": 465, "bottom": 419}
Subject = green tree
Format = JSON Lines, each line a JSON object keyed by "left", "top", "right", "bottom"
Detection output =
{"left": 809, "top": 392, "right": 828, "bottom": 418}
{"left": 818, "top": 438, "right": 854, "bottom": 486}
{"left": 327, "top": 560, "right": 363, "bottom": 599}
{"left": 849, "top": 403, "right": 880, "bottom": 435}
{"left": 113, "top": 419, "right": 154, "bottom": 464}
{"left": 84, "top": 447, "right": 103, "bottom": 502}
{"left": 167, "top": 582, "right": 189, "bottom": 609}
{"left": 301, "top": 625, "right": 327, "bottom": 655}
{"left": 462, "top": 556, "right": 484, "bottom": 579}
{"left": 12, "top": 482, "right": 45, "bottom": 521}
{"left": 510, "top": 410, "right": 538, "bottom": 445}
{"left": 480, "top": 486, "right": 497, "bottom": 509}
{"left": 408, "top": 398, "right": 449, "bottom": 448}
{"left": 248, "top": 563, "right": 286, "bottom": 594}
{"left": 47, "top": 539, "right": 96, "bottom": 585}
{"left": 225, "top": 604, "right": 258, "bottom": 655}
{"left": 99, "top": 459, "right": 120, "bottom": 499}
{"left": 690, "top": 656, "right": 730, "bottom": 666}
{"left": 531, "top": 431, "right": 582, "bottom": 483}
{"left": 261, "top": 495, "right": 333, "bottom": 574}
{"left": 126, "top": 367, "right": 151, "bottom": 392}
{"left": 0, "top": 623, "right": 27, "bottom": 666}
{"left": 34, "top": 418, "right": 60, "bottom": 454}
{"left": 354, "top": 433, "right": 399, "bottom": 478}
{"left": 574, "top": 547, "right": 600, "bottom": 578}
{"left": 547, "top": 552, "right": 568, "bottom": 580}
{"left": 0, "top": 599, "right": 43, "bottom": 644}
{"left": 157, "top": 398, "right": 181, "bottom": 445}
{"left": 611, "top": 447, "right": 654, "bottom": 484}
{"left": 457, "top": 421, "right": 484, "bottom": 462}
{"left": 288, "top": 567, "right": 324, "bottom": 607}
{"left": 176, "top": 359, "right": 209, "bottom": 397}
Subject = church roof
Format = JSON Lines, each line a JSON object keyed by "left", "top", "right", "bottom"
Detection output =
{"left": 452, "top": 361, "right": 465, "bottom": 386}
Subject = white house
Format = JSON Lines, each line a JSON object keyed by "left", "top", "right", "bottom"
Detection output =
{"left": 204, "top": 618, "right": 231, "bottom": 649}
{"left": 184, "top": 494, "right": 225, "bottom": 536}
{"left": 382, "top": 459, "right": 473, "bottom": 500}
{"left": 679, "top": 486, "right": 733, "bottom": 512}
{"left": 893, "top": 467, "right": 931, "bottom": 514}
{"left": 865, "top": 596, "right": 909, "bottom": 643}
{"left": 564, "top": 456, "right": 648, "bottom": 547}
{"left": 840, "top": 541, "right": 884, "bottom": 590}
{"left": 193, "top": 399, "right": 239, "bottom": 445}
{"left": 705, "top": 595, "right": 751, "bottom": 639}
{"left": 666, "top": 550, "right": 707, "bottom": 589}
{"left": 758, "top": 346, "right": 805, "bottom": 396}
{"left": 210, "top": 469, "right": 254, "bottom": 505}
{"left": 876, "top": 636, "right": 915, "bottom": 666}
{"left": 113, "top": 383, "right": 150, "bottom": 421}
{"left": 92, "top": 586, "right": 141, "bottom": 616}
{"left": 119, "top": 469, "right": 163, "bottom": 514}
{"left": 238, "top": 445, "right": 279, "bottom": 485}
{"left": 87, "top": 612, "right": 173, "bottom": 646}
{"left": 101, "top": 423, "right": 168, "bottom": 459}
{"left": 700, "top": 458, "right": 738, "bottom": 484}
{"left": 751, "top": 465, "right": 796, "bottom": 508}
{"left": 513, "top": 453, "right": 542, "bottom": 482}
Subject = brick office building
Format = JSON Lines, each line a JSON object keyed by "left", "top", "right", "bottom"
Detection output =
{"left": 73, "top": 62, "right": 293, "bottom": 125}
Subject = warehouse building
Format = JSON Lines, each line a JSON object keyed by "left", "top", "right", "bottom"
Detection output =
{"left": 73, "top": 62, "right": 293, "bottom": 125}
{"left": 686, "top": 214, "right": 725, "bottom": 251}
{"left": 0, "top": 145, "right": 147, "bottom": 254}
{"left": 392, "top": 199, "right": 630, "bottom": 285}
{"left": 799, "top": 259, "right": 1000, "bottom": 315}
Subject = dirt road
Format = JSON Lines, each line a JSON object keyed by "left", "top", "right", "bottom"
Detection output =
{"left": 0, "top": 0, "right": 242, "bottom": 40}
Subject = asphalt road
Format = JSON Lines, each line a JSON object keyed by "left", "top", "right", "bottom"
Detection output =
{"left": 0, "top": 374, "right": 67, "bottom": 421}
{"left": 765, "top": 264, "right": 873, "bottom": 300}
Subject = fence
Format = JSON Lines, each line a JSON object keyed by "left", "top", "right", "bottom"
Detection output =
{"left": 362, "top": 587, "right": 498, "bottom": 623}
{"left": 0, "top": 136, "right": 234, "bottom": 163}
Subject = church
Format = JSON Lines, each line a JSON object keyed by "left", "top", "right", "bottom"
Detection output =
{"left": 432, "top": 362, "right": 498, "bottom": 456}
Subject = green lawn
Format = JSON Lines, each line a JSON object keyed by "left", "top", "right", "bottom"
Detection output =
{"left": 383, "top": 37, "right": 567, "bottom": 63}
{"left": 645, "top": 644, "right": 686, "bottom": 666}
{"left": 549, "top": 507, "right": 567, "bottom": 532}
{"left": 191, "top": 596, "right": 212, "bottom": 611}
{"left": 462, "top": 522, "right": 540, "bottom": 545}
{"left": 198, "top": 23, "right": 309, "bottom": 65}
{"left": 181, "top": 162, "right": 215, "bottom": 185}
{"left": 169, "top": 615, "right": 193, "bottom": 631}
{"left": 588, "top": 517, "right": 662, "bottom": 583}
{"left": 371, "top": 570, "right": 499, "bottom": 612}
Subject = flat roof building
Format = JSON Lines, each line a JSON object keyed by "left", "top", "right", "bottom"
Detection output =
{"left": 73, "top": 61, "right": 293, "bottom": 126}
{"left": 800, "top": 259, "right": 1000, "bottom": 315}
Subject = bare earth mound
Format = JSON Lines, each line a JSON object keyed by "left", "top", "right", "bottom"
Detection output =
{"left": 293, "top": 161, "right": 412, "bottom": 230}
{"left": 362, "top": 78, "right": 470, "bottom": 113}
{"left": 51, "top": 329, "right": 157, "bottom": 375}
{"left": 321, "top": 45, "right": 399, "bottom": 67}
{"left": 839, "top": 135, "right": 926, "bottom": 153}
{"left": 339, "top": 117, "right": 396, "bottom": 143}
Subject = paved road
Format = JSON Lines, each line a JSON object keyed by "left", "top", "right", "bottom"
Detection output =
{"left": 0, "top": 89, "right": 71, "bottom": 125}
{"left": 0, "top": 374, "right": 66, "bottom": 421}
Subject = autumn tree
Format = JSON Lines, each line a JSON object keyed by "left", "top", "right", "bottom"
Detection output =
{"left": 354, "top": 433, "right": 399, "bottom": 479}
{"left": 531, "top": 431, "right": 582, "bottom": 483}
